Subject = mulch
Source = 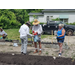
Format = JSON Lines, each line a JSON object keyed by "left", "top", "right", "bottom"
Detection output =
{"left": 0, "top": 53, "right": 75, "bottom": 65}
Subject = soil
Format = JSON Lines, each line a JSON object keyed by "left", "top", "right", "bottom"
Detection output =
{"left": 0, "top": 53, "right": 75, "bottom": 65}
{"left": 0, "top": 36, "right": 75, "bottom": 65}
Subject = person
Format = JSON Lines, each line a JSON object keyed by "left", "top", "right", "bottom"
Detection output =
{"left": 32, "top": 19, "right": 43, "bottom": 55}
{"left": 0, "top": 27, "right": 7, "bottom": 39}
{"left": 57, "top": 24, "right": 65, "bottom": 56}
{"left": 19, "top": 21, "right": 33, "bottom": 55}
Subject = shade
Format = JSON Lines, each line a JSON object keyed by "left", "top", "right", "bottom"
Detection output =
{"left": 59, "top": 15, "right": 69, "bottom": 19}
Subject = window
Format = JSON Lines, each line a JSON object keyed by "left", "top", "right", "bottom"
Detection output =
{"left": 49, "top": 23, "right": 55, "bottom": 26}
{"left": 60, "top": 19, "right": 68, "bottom": 23}
{"left": 47, "top": 16, "right": 53, "bottom": 21}
{"left": 47, "top": 16, "right": 49, "bottom": 21}
{"left": 50, "top": 16, "right": 53, "bottom": 21}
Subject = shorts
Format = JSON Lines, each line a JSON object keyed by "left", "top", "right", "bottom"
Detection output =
{"left": 34, "top": 35, "right": 41, "bottom": 42}
{"left": 57, "top": 38, "right": 64, "bottom": 43}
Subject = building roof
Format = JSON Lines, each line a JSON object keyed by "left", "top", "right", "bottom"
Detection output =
{"left": 28, "top": 13, "right": 43, "bottom": 16}
{"left": 42, "top": 9, "right": 75, "bottom": 12}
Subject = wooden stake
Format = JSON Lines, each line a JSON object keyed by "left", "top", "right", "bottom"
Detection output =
{"left": 68, "top": 33, "right": 70, "bottom": 46}
{"left": 52, "top": 30, "right": 53, "bottom": 44}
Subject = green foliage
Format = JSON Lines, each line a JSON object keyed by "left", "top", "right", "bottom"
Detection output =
{"left": 31, "top": 9, "right": 43, "bottom": 13}
{"left": 66, "top": 22, "right": 75, "bottom": 25}
{"left": 40, "top": 22, "right": 46, "bottom": 25}
{"left": 52, "top": 18, "right": 60, "bottom": 21}
{"left": 0, "top": 9, "right": 43, "bottom": 29}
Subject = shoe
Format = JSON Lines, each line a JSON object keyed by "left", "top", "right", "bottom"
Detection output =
{"left": 58, "top": 53, "right": 62, "bottom": 56}
{"left": 21, "top": 52, "right": 23, "bottom": 54}
{"left": 38, "top": 51, "right": 42, "bottom": 55}
{"left": 23, "top": 53, "right": 26, "bottom": 55}
{"left": 34, "top": 50, "right": 38, "bottom": 53}
{"left": 23, "top": 53, "right": 28, "bottom": 55}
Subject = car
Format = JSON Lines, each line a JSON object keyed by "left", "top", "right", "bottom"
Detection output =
{"left": 42, "top": 21, "right": 75, "bottom": 36}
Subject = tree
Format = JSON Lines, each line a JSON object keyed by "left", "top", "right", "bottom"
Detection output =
{"left": 0, "top": 9, "right": 43, "bottom": 29}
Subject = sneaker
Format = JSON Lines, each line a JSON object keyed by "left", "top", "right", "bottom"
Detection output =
{"left": 23, "top": 53, "right": 26, "bottom": 55}
{"left": 59, "top": 53, "right": 62, "bottom": 56}
{"left": 21, "top": 52, "right": 23, "bottom": 54}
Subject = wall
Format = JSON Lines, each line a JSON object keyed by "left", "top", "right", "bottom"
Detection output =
{"left": 44, "top": 12, "right": 75, "bottom": 23}
{"left": 68, "top": 15, "right": 75, "bottom": 23}
{"left": 29, "top": 16, "right": 34, "bottom": 22}
{"left": 29, "top": 12, "right": 75, "bottom": 23}
{"left": 29, "top": 15, "right": 44, "bottom": 23}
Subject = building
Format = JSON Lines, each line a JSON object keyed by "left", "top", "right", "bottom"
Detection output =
{"left": 28, "top": 9, "right": 75, "bottom": 23}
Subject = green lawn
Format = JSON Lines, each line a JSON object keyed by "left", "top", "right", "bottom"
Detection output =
{"left": 4, "top": 29, "right": 20, "bottom": 40}
{"left": 4, "top": 29, "right": 53, "bottom": 40}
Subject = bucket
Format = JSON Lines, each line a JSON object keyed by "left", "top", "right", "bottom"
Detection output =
{"left": 13, "top": 43, "right": 18, "bottom": 47}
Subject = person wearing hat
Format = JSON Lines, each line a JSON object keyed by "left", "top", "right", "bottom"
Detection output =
{"left": 19, "top": 21, "right": 33, "bottom": 55}
{"left": 0, "top": 27, "right": 7, "bottom": 39}
{"left": 32, "top": 19, "right": 43, "bottom": 55}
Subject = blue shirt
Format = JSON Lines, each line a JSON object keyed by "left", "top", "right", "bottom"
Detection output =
{"left": 57, "top": 28, "right": 65, "bottom": 39}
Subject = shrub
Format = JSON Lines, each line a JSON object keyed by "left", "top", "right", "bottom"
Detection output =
{"left": 52, "top": 18, "right": 60, "bottom": 21}
{"left": 66, "top": 22, "right": 75, "bottom": 25}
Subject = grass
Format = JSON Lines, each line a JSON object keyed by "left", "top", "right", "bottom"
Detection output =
{"left": 4, "top": 29, "right": 54, "bottom": 41}
{"left": 4, "top": 29, "right": 20, "bottom": 40}
{"left": 46, "top": 51, "right": 49, "bottom": 55}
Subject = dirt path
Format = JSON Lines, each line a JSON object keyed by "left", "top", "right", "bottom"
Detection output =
{"left": 0, "top": 36, "right": 75, "bottom": 59}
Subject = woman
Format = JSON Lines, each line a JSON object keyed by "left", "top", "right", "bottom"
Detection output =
{"left": 0, "top": 28, "right": 7, "bottom": 39}
{"left": 57, "top": 24, "right": 65, "bottom": 56}
{"left": 32, "top": 19, "right": 43, "bottom": 55}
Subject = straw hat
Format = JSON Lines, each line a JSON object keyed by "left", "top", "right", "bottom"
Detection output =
{"left": 32, "top": 19, "right": 40, "bottom": 25}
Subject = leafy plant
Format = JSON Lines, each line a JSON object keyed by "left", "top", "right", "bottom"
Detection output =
{"left": 46, "top": 51, "right": 48, "bottom": 55}
{"left": 52, "top": 18, "right": 60, "bottom": 21}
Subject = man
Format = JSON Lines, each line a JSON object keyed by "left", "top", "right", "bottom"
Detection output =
{"left": 19, "top": 21, "right": 33, "bottom": 55}
{"left": 32, "top": 19, "right": 43, "bottom": 55}
{"left": 0, "top": 27, "right": 7, "bottom": 39}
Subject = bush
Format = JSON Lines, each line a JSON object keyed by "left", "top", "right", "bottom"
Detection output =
{"left": 52, "top": 18, "right": 60, "bottom": 21}
{"left": 66, "top": 22, "right": 75, "bottom": 25}
{"left": 40, "top": 22, "right": 46, "bottom": 25}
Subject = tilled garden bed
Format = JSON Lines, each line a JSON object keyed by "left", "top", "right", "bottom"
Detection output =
{"left": 0, "top": 53, "right": 75, "bottom": 65}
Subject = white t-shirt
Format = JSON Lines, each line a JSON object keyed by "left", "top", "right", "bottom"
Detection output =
{"left": 0, "top": 30, "right": 7, "bottom": 35}
{"left": 32, "top": 24, "right": 43, "bottom": 34}
{"left": 19, "top": 24, "right": 32, "bottom": 39}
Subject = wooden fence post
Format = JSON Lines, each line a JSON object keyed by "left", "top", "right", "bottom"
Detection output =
{"left": 51, "top": 30, "right": 53, "bottom": 44}
{"left": 68, "top": 32, "right": 70, "bottom": 46}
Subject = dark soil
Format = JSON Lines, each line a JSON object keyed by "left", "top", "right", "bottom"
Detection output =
{"left": 0, "top": 53, "right": 75, "bottom": 65}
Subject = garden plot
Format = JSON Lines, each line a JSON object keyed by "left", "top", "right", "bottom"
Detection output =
{"left": 0, "top": 36, "right": 75, "bottom": 64}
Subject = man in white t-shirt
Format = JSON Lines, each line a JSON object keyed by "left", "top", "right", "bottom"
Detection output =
{"left": 19, "top": 21, "right": 33, "bottom": 55}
